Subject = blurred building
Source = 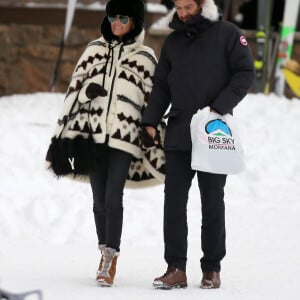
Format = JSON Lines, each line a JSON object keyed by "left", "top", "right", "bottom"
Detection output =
{"left": 1, "top": 0, "right": 300, "bottom": 95}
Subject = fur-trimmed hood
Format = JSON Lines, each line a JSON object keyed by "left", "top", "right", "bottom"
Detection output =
{"left": 169, "top": 0, "right": 220, "bottom": 34}
{"left": 201, "top": 0, "right": 219, "bottom": 21}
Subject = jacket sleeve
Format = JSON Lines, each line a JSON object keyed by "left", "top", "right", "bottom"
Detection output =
{"left": 210, "top": 25, "right": 255, "bottom": 115}
{"left": 52, "top": 44, "right": 92, "bottom": 137}
{"left": 141, "top": 40, "right": 172, "bottom": 127}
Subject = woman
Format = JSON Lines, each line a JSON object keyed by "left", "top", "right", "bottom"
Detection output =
{"left": 46, "top": 0, "right": 165, "bottom": 287}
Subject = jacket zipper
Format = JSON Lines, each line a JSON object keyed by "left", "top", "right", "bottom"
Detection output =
{"left": 106, "top": 45, "right": 124, "bottom": 120}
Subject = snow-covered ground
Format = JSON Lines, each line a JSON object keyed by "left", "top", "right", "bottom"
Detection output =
{"left": 0, "top": 92, "right": 300, "bottom": 300}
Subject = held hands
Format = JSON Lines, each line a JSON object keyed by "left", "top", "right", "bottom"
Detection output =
{"left": 139, "top": 125, "right": 159, "bottom": 148}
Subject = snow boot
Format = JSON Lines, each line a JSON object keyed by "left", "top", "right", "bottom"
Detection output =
{"left": 96, "top": 247, "right": 119, "bottom": 287}
{"left": 200, "top": 271, "right": 221, "bottom": 289}
{"left": 153, "top": 266, "right": 187, "bottom": 289}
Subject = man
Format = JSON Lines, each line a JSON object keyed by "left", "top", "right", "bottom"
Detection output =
{"left": 140, "top": 0, "right": 254, "bottom": 290}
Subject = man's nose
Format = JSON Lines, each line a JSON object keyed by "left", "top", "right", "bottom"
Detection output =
{"left": 177, "top": 9, "right": 187, "bottom": 18}
{"left": 179, "top": 9, "right": 188, "bottom": 19}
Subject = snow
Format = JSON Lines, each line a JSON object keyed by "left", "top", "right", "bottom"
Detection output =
{"left": 0, "top": 92, "right": 300, "bottom": 299}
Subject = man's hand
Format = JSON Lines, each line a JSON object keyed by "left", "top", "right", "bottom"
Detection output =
{"left": 139, "top": 126, "right": 159, "bottom": 148}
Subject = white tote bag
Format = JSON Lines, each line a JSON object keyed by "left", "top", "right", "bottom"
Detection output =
{"left": 190, "top": 107, "right": 245, "bottom": 174}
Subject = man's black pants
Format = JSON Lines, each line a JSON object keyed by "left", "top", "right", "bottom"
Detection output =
{"left": 164, "top": 151, "right": 227, "bottom": 272}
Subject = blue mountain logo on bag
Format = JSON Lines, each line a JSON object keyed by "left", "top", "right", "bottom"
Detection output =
{"left": 205, "top": 119, "right": 235, "bottom": 150}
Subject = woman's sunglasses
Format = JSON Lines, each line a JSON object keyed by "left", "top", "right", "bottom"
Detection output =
{"left": 108, "top": 15, "right": 130, "bottom": 25}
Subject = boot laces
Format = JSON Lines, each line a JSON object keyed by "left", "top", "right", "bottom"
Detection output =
{"left": 99, "top": 248, "right": 115, "bottom": 276}
{"left": 162, "top": 266, "right": 177, "bottom": 279}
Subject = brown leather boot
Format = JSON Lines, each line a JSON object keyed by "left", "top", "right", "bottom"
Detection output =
{"left": 96, "top": 247, "right": 119, "bottom": 287}
{"left": 200, "top": 271, "right": 221, "bottom": 289}
{"left": 153, "top": 266, "right": 187, "bottom": 289}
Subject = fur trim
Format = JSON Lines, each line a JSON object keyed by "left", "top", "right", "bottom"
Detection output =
{"left": 98, "top": 244, "right": 106, "bottom": 251}
{"left": 45, "top": 166, "right": 163, "bottom": 189}
{"left": 202, "top": 0, "right": 219, "bottom": 21}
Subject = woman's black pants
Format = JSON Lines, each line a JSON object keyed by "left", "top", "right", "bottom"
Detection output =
{"left": 89, "top": 145, "right": 132, "bottom": 252}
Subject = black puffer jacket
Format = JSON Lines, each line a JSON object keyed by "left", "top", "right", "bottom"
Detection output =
{"left": 142, "top": 3, "right": 255, "bottom": 151}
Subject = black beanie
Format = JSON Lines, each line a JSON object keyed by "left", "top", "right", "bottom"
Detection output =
{"left": 101, "top": 0, "right": 145, "bottom": 42}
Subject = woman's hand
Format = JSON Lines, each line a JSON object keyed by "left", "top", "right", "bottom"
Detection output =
{"left": 139, "top": 126, "right": 159, "bottom": 148}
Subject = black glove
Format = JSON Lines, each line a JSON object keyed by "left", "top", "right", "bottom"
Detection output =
{"left": 139, "top": 126, "right": 160, "bottom": 148}
{"left": 86, "top": 83, "right": 108, "bottom": 99}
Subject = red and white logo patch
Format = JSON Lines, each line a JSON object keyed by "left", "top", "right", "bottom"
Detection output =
{"left": 240, "top": 35, "right": 248, "bottom": 46}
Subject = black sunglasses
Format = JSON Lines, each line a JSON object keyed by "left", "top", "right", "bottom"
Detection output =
{"left": 108, "top": 15, "right": 130, "bottom": 25}
{"left": 0, "top": 289, "right": 43, "bottom": 300}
